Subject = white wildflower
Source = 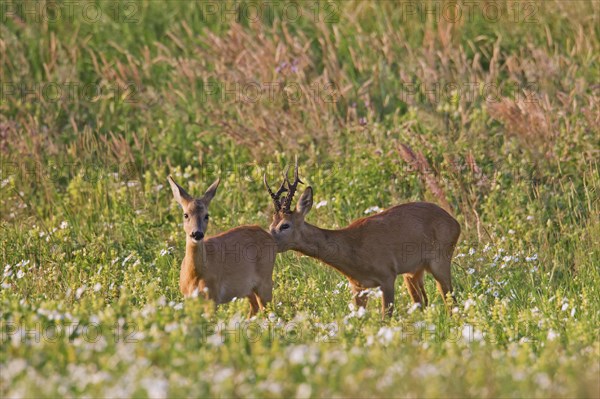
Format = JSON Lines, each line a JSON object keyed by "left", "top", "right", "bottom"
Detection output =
{"left": 407, "top": 303, "right": 421, "bottom": 314}
{"left": 121, "top": 254, "right": 134, "bottom": 266}
{"left": 288, "top": 345, "right": 318, "bottom": 365}
{"left": 75, "top": 285, "right": 86, "bottom": 299}
{"left": 526, "top": 254, "right": 538, "bottom": 262}
{"left": 356, "top": 306, "right": 366, "bottom": 318}
{"left": 413, "top": 363, "right": 439, "bottom": 378}
{"left": 296, "top": 383, "right": 312, "bottom": 399}
{"left": 535, "top": 373, "right": 551, "bottom": 389}
{"left": 289, "top": 345, "right": 308, "bottom": 365}
{"left": 462, "top": 324, "right": 483, "bottom": 342}
{"left": 464, "top": 298, "right": 476, "bottom": 311}
{"left": 512, "top": 369, "right": 526, "bottom": 381}
{"left": 364, "top": 206, "right": 382, "bottom": 214}
{"left": 3, "top": 359, "right": 27, "bottom": 380}
{"left": 60, "top": 221, "right": 68, "bottom": 229}
{"left": 141, "top": 376, "right": 169, "bottom": 399}
{"left": 258, "top": 381, "right": 283, "bottom": 395}
{"left": 377, "top": 327, "right": 395, "bottom": 344}
{"left": 206, "top": 333, "right": 223, "bottom": 347}
{"left": 315, "top": 200, "right": 328, "bottom": 209}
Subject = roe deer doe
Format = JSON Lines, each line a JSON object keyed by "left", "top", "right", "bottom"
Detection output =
{"left": 264, "top": 161, "right": 460, "bottom": 318}
{"left": 168, "top": 176, "right": 277, "bottom": 315}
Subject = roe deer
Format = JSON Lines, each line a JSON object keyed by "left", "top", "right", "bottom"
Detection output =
{"left": 168, "top": 176, "right": 277, "bottom": 315}
{"left": 264, "top": 161, "right": 460, "bottom": 318}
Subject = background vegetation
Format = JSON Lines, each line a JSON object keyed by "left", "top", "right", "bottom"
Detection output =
{"left": 1, "top": 0, "right": 599, "bottom": 397}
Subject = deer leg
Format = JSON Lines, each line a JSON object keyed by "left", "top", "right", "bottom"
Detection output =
{"left": 418, "top": 276, "right": 429, "bottom": 307}
{"left": 380, "top": 280, "right": 396, "bottom": 318}
{"left": 429, "top": 259, "right": 455, "bottom": 306}
{"left": 252, "top": 282, "right": 273, "bottom": 315}
{"left": 247, "top": 294, "right": 260, "bottom": 317}
{"left": 403, "top": 269, "right": 427, "bottom": 308}
{"left": 350, "top": 281, "right": 369, "bottom": 309}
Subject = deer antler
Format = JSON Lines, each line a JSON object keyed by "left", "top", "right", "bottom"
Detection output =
{"left": 282, "top": 157, "right": 303, "bottom": 213}
{"left": 264, "top": 165, "right": 289, "bottom": 212}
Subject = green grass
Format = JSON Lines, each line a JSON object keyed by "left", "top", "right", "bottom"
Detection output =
{"left": 1, "top": 0, "right": 599, "bottom": 397}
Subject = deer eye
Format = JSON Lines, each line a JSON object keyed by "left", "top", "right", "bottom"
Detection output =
{"left": 204, "top": 214, "right": 209, "bottom": 221}
{"left": 280, "top": 223, "right": 290, "bottom": 230}
{"left": 184, "top": 213, "right": 189, "bottom": 219}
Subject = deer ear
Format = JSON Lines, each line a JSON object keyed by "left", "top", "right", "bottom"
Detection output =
{"left": 167, "top": 176, "right": 193, "bottom": 207}
{"left": 201, "top": 178, "right": 220, "bottom": 206}
{"left": 296, "top": 186, "right": 313, "bottom": 217}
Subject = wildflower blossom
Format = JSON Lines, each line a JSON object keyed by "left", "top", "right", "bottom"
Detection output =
{"left": 464, "top": 298, "right": 476, "bottom": 311}
{"left": 315, "top": 200, "right": 328, "bottom": 209}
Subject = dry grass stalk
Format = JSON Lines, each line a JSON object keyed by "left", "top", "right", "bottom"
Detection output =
{"left": 398, "top": 143, "right": 452, "bottom": 214}
{"left": 488, "top": 96, "right": 556, "bottom": 158}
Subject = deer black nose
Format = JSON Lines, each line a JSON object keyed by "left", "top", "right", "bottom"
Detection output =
{"left": 190, "top": 231, "right": 204, "bottom": 240}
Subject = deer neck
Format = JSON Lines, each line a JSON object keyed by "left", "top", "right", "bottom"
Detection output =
{"left": 295, "top": 223, "right": 358, "bottom": 280}
{"left": 180, "top": 240, "right": 206, "bottom": 295}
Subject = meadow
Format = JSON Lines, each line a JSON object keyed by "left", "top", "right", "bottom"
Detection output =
{"left": 1, "top": 0, "right": 599, "bottom": 397}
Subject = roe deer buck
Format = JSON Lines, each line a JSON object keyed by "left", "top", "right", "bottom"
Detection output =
{"left": 264, "top": 161, "right": 461, "bottom": 318}
{"left": 168, "top": 176, "right": 277, "bottom": 315}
